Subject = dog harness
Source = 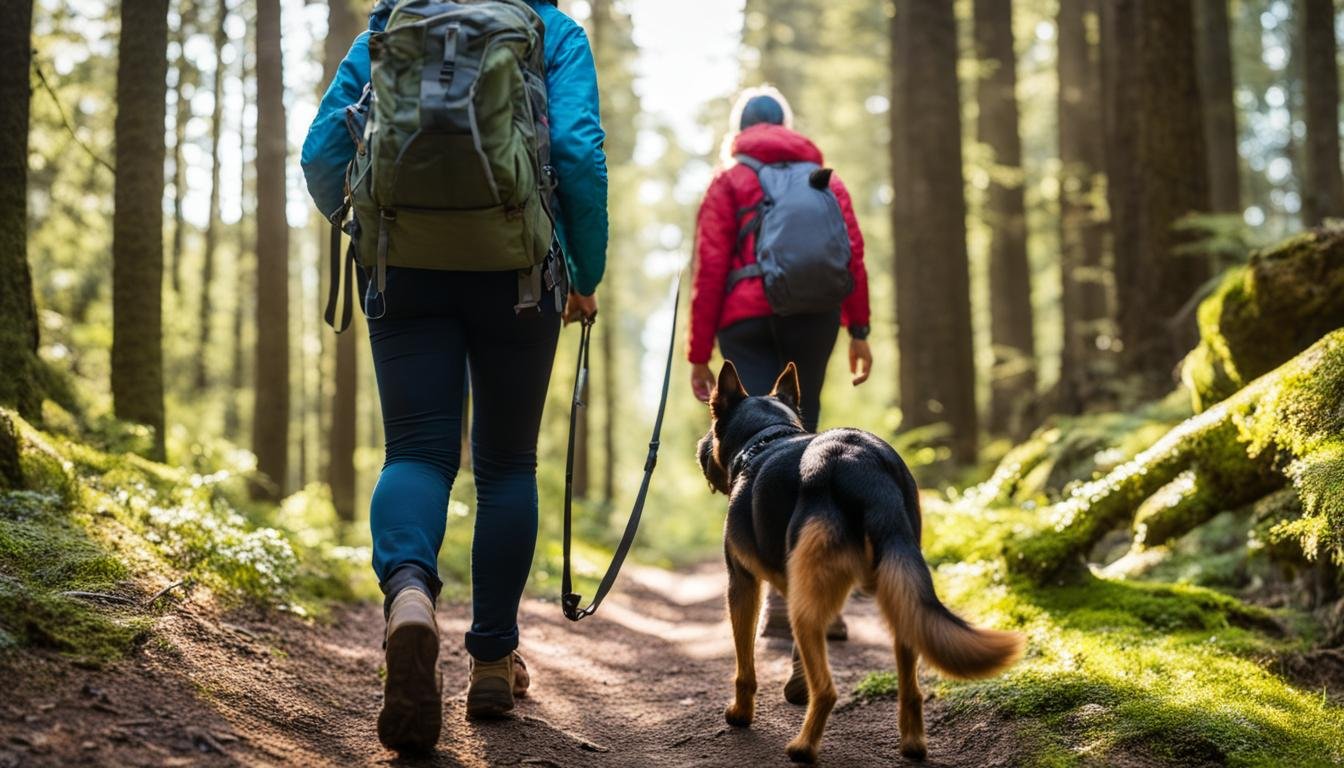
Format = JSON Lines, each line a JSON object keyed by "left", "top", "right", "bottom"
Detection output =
{"left": 727, "top": 424, "right": 806, "bottom": 487}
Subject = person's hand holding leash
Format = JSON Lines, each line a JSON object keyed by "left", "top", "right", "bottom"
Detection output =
{"left": 691, "top": 363, "right": 716, "bottom": 403}
{"left": 849, "top": 339, "right": 872, "bottom": 386}
{"left": 564, "top": 291, "right": 598, "bottom": 325}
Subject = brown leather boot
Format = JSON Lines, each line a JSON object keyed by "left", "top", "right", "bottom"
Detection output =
{"left": 377, "top": 588, "right": 441, "bottom": 753}
{"left": 466, "top": 651, "right": 530, "bottom": 719}
{"left": 763, "top": 590, "right": 849, "bottom": 642}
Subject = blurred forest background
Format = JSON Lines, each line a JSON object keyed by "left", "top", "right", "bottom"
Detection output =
{"left": 4, "top": 0, "right": 1338, "bottom": 569}
{"left": 4, "top": 0, "right": 1344, "bottom": 764}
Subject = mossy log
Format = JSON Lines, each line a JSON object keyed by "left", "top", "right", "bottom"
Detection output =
{"left": 1008, "top": 329, "right": 1344, "bottom": 583}
{"left": 1182, "top": 225, "right": 1344, "bottom": 411}
{"left": 970, "top": 396, "right": 1191, "bottom": 508}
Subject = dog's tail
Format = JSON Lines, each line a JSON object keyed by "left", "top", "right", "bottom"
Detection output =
{"left": 865, "top": 491, "right": 1024, "bottom": 678}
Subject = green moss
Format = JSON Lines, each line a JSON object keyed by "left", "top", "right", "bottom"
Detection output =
{"left": 0, "top": 582, "right": 150, "bottom": 666}
{"left": 920, "top": 562, "right": 1344, "bottom": 768}
{"left": 1008, "top": 331, "right": 1344, "bottom": 582}
{"left": 963, "top": 394, "right": 1190, "bottom": 511}
{"left": 0, "top": 410, "right": 375, "bottom": 664}
{"left": 1235, "top": 332, "right": 1344, "bottom": 562}
{"left": 853, "top": 670, "right": 901, "bottom": 700}
{"left": 1182, "top": 227, "right": 1344, "bottom": 411}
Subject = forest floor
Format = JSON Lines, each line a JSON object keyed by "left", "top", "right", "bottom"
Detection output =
{"left": 0, "top": 561, "right": 1039, "bottom": 768}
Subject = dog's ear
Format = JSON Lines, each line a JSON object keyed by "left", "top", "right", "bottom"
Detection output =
{"left": 711, "top": 361, "right": 748, "bottom": 418}
{"left": 770, "top": 362, "right": 801, "bottom": 412}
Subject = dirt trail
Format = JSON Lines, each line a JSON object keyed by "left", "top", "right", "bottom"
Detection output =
{"left": 1, "top": 562, "right": 1026, "bottom": 767}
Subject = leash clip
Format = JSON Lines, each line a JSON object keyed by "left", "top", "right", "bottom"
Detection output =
{"left": 562, "top": 592, "right": 582, "bottom": 621}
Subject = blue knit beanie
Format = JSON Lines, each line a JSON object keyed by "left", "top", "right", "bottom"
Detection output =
{"left": 739, "top": 94, "right": 786, "bottom": 130}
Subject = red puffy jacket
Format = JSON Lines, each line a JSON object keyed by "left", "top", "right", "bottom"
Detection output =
{"left": 687, "top": 124, "right": 870, "bottom": 365}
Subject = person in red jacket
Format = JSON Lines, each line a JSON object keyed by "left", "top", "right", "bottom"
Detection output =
{"left": 689, "top": 87, "right": 872, "bottom": 643}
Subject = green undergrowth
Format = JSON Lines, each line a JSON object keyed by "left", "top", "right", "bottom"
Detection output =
{"left": 0, "top": 410, "right": 377, "bottom": 666}
{"left": 853, "top": 495, "right": 1344, "bottom": 767}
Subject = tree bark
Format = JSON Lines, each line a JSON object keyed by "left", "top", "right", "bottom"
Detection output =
{"left": 973, "top": 0, "right": 1036, "bottom": 437}
{"left": 322, "top": 0, "right": 362, "bottom": 522}
{"left": 1104, "top": 0, "right": 1210, "bottom": 397}
{"left": 225, "top": 15, "right": 251, "bottom": 442}
{"left": 169, "top": 2, "right": 195, "bottom": 297}
{"left": 0, "top": 0, "right": 43, "bottom": 419}
{"left": 195, "top": 0, "right": 229, "bottom": 392}
{"left": 251, "top": 0, "right": 290, "bottom": 500}
{"left": 1194, "top": 0, "right": 1241, "bottom": 213}
{"left": 891, "top": 0, "right": 979, "bottom": 462}
{"left": 1057, "top": 0, "right": 1111, "bottom": 414}
{"left": 741, "top": 0, "right": 810, "bottom": 97}
{"left": 1299, "top": 0, "right": 1344, "bottom": 225}
{"left": 112, "top": 0, "right": 170, "bottom": 460}
{"left": 589, "top": 0, "right": 640, "bottom": 504}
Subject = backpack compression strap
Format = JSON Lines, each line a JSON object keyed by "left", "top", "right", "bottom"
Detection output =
{"left": 324, "top": 203, "right": 356, "bottom": 333}
{"left": 561, "top": 270, "right": 682, "bottom": 621}
{"left": 725, "top": 154, "right": 769, "bottom": 295}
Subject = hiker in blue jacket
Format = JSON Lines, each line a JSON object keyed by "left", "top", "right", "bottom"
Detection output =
{"left": 302, "top": 0, "right": 606, "bottom": 753}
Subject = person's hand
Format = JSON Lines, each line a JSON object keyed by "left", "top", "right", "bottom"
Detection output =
{"left": 691, "top": 363, "right": 716, "bottom": 403}
{"left": 849, "top": 339, "right": 872, "bottom": 386}
{"left": 563, "top": 291, "right": 598, "bottom": 325}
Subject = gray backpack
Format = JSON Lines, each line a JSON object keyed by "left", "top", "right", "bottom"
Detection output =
{"left": 726, "top": 155, "right": 854, "bottom": 315}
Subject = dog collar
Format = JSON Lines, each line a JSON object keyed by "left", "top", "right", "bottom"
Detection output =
{"left": 727, "top": 424, "right": 805, "bottom": 486}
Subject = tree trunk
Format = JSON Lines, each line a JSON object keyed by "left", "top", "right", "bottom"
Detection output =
{"left": 225, "top": 16, "right": 251, "bottom": 442}
{"left": 891, "top": 0, "right": 979, "bottom": 462}
{"left": 741, "top": 0, "right": 810, "bottom": 97}
{"left": 1299, "top": 0, "right": 1344, "bottom": 225}
{"left": 590, "top": 0, "right": 633, "bottom": 505}
{"left": 1104, "top": 0, "right": 1210, "bottom": 397}
{"left": 0, "top": 0, "right": 43, "bottom": 419}
{"left": 973, "top": 0, "right": 1036, "bottom": 437}
{"left": 169, "top": 3, "right": 195, "bottom": 297}
{"left": 194, "top": 0, "right": 229, "bottom": 392}
{"left": 1194, "top": 0, "right": 1240, "bottom": 213}
{"left": 251, "top": 0, "right": 290, "bottom": 500}
{"left": 1057, "top": 0, "right": 1111, "bottom": 414}
{"left": 112, "top": 0, "right": 170, "bottom": 460}
{"left": 323, "top": 0, "right": 362, "bottom": 522}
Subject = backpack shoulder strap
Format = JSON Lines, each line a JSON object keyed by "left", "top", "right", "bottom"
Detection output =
{"left": 734, "top": 153, "right": 765, "bottom": 174}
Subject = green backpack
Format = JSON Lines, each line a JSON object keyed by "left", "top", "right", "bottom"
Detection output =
{"left": 328, "top": 0, "right": 558, "bottom": 330}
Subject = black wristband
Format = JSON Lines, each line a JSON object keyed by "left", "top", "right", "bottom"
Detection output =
{"left": 849, "top": 324, "right": 870, "bottom": 341}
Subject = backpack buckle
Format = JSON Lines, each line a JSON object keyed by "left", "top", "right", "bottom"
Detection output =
{"left": 514, "top": 266, "right": 544, "bottom": 316}
{"left": 439, "top": 24, "right": 461, "bottom": 82}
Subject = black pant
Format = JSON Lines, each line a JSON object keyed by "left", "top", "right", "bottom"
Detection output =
{"left": 361, "top": 266, "right": 561, "bottom": 661}
{"left": 717, "top": 311, "right": 840, "bottom": 432}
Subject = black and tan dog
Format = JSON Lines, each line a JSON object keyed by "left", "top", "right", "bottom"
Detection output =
{"left": 698, "top": 362, "right": 1023, "bottom": 763}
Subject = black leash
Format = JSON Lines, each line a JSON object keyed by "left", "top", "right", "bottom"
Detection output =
{"left": 562, "top": 271, "right": 682, "bottom": 621}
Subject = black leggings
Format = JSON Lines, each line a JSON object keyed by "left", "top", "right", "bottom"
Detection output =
{"left": 717, "top": 311, "right": 840, "bottom": 432}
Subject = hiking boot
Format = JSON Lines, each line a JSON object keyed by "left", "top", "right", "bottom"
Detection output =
{"left": 784, "top": 645, "right": 808, "bottom": 705}
{"left": 467, "top": 651, "right": 529, "bottom": 719}
{"left": 826, "top": 614, "right": 849, "bottom": 642}
{"left": 761, "top": 598, "right": 849, "bottom": 642}
{"left": 761, "top": 591, "right": 792, "bottom": 640}
{"left": 378, "top": 588, "right": 442, "bottom": 754}
{"left": 511, "top": 652, "right": 530, "bottom": 698}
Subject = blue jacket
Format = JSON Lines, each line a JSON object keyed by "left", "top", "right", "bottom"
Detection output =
{"left": 300, "top": 0, "right": 608, "bottom": 295}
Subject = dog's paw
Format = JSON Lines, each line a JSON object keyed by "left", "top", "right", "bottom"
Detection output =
{"left": 724, "top": 702, "right": 753, "bottom": 728}
{"left": 899, "top": 739, "right": 927, "bottom": 761}
{"left": 785, "top": 739, "right": 818, "bottom": 764}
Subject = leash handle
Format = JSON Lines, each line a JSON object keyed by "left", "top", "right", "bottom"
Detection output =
{"left": 562, "top": 272, "right": 681, "bottom": 621}
{"left": 562, "top": 317, "right": 593, "bottom": 619}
